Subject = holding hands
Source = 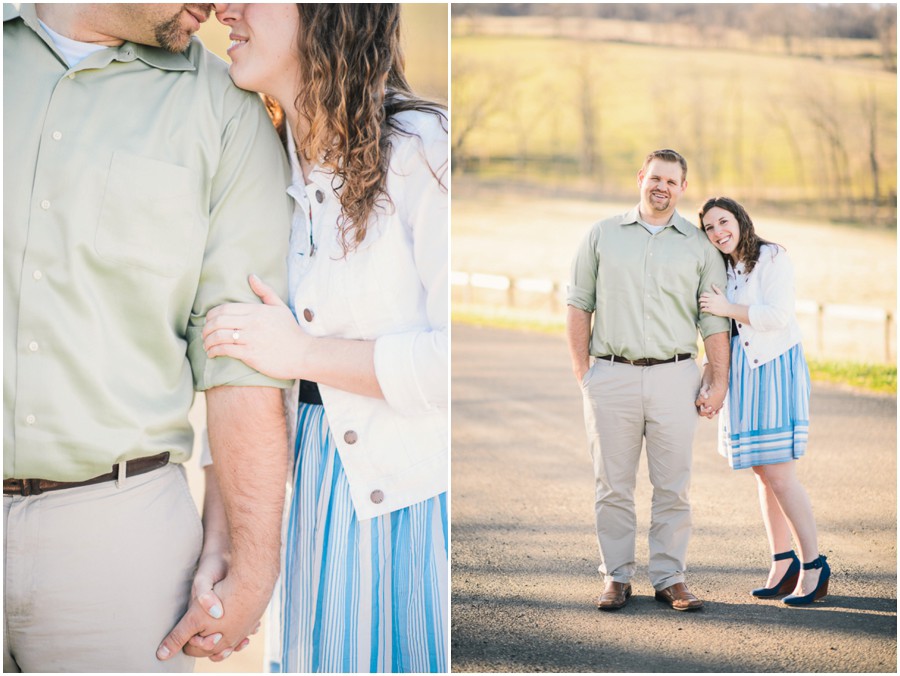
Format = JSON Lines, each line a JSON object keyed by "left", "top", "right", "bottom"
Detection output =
{"left": 695, "top": 380, "right": 726, "bottom": 419}
{"left": 157, "top": 563, "right": 261, "bottom": 663}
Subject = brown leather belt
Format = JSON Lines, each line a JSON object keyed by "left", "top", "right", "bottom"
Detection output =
{"left": 604, "top": 354, "right": 693, "bottom": 367}
{"left": 3, "top": 452, "right": 170, "bottom": 497}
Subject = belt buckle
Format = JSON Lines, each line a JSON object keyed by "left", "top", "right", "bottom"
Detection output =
{"left": 19, "top": 479, "right": 42, "bottom": 497}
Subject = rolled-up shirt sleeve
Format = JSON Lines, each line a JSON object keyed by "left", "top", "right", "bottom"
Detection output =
{"left": 186, "top": 90, "right": 294, "bottom": 391}
{"left": 697, "top": 241, "right": 730, "bottom": 339}
{"left": 373, "top": 114, "right": 448, "bottom": 415}
{"left": 567, "top": 226, "right": 599, "bottom": 312}
{"left": 748, "top": 247, "right": 794, "bottom": 332}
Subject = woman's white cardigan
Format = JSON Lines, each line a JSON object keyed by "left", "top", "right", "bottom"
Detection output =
{"left": 727, "top": 243, "right": 803, "bottom": 368}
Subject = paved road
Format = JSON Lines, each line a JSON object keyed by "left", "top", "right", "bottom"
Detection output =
{"left": 451, "top": 324, "right": 897, "bottom": 673}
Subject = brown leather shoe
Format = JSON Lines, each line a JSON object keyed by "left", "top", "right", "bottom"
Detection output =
{"left": 596, "top": 581, "right": 632, "bottom": 611}
{"left": 654, "top": 582, "right": 704, "bottom": 611}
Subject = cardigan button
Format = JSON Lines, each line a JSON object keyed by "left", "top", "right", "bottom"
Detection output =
{"left": 744, "top": 341, "right": 749, "bottom": 347}
{"left": 737, "top": 323, "right": 742, "bottom": 328}
{"left": 315, "top": 189, "right": 324, "bottom": 203}
{"left": 344, "top": 430, "right": 358, "bottom": 445}
{"left": 303, "top": 308, "right": 314, "bottom": 322}
{"left": 370, "top": 489, "right": 384, "bottom": 504}
{"left": 753, "top": 359, "right": 759, "bottom": 364}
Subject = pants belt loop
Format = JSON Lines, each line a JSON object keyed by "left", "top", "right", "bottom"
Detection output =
{"left": 608, "top": 354, "right": 615, "bottom": 364}
{"left": 674, "top": 354, "right": 680, "bottom": 363}
{"left": 116, "top": 460, "right": 127, "bottom": 489}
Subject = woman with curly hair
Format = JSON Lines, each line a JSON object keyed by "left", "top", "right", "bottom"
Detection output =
{"left": 698, "top": 197, "right": 829, "bottom": 607}
{"left": 190, "top": 4, "right": 448, "bottom": 672}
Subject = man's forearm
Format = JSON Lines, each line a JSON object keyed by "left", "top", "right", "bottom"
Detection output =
{"left": 205, "top": 386, "right": 288, "bottom": 589}
{"left": 566, "top": 305, "right": 592, "bottom": 381}
{"left": 702, "top": 331, "right": 730, "bottom": 388}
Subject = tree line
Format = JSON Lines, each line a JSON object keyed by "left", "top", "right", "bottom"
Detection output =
{"left": 454, "top": 3, "right": 897, "bottom": 71}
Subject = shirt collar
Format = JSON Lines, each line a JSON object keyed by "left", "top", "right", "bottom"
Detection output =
{"left": 285, "top": 126, "right": 335, "bottom": 196}
{"left": 11, "top": 4, "right": 195, "bottom": 72}
{"left": 623, "top": 204, "right": 693, "bottom": 236}
{"left": 284, "top": 128, "right": 306, "bottom": 202}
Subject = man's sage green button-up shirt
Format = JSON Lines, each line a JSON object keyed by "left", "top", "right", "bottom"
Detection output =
{"left": 567, "top": 206, "right": 729, "bottom": 361}
{"left": 4, "top": 4, "right": 292, "bottom": 481}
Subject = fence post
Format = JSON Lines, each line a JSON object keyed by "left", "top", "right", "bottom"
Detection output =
{"left": 507, "top": 276, "right": 516, "bottom": 307}
{"left": 886, "top": 312, "right": 893, "bottom": 363}
{"left": 816, "top": 303, "right": 824, "bottom": 355}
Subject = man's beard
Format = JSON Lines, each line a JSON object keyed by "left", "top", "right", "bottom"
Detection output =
{"left": 154, "top": 5, "right": 211, "bottom": 53}
{"left": 154, "top": 11, "right": 192, "bottom": 53}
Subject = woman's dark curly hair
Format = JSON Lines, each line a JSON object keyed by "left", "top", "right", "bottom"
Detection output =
{"left": 698, "top": 197, "right": 778, "bottom": 275}
{"left": 264, "top": 4, "right": 447, "bottom": 255}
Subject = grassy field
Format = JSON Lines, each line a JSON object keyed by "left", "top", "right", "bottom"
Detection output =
{"left": 452, "top": 24, "right": 896, "bottom": 214}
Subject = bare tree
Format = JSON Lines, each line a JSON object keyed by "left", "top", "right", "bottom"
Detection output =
{"left": 877, "top": 5, "right": 898, "bottom": 72}
{"left": 450, "top": 57, "right": 511, "bottom": 174}
{"left": 573, "top": 45, "right": 602, "bottom": 179}
{"left": 504, "top": 71, "right": 559, "bottom": 175}
{"left": 798, "top": 78, "right": 854, "bottom": 216}
{"left": 764, "top": 98, "right": 809, "bottom": 201}
{"left": 860, "top": 83, "right": 881, "bottom": 204}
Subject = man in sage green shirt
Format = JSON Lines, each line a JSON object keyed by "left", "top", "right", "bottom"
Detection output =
{"left": 566, "top": 149, "right": 730, "bottom": 612}
{"left": 4, "top": 4, "right": 292, "bottom": 670}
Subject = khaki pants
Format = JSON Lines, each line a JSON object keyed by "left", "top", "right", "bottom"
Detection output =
{"left": 581, "top": 358, "right": 700, "bottom": 590}
{"left": 4, "top": 463, "right": 200, "bottom": 672}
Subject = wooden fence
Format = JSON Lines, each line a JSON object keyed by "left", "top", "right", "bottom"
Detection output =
{"left": 451, "top": 271, "right": 895, "bottom": 363}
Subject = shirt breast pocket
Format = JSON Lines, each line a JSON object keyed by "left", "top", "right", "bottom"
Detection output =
{"left": 95, "top": 152, "right": 201, "bottom": 277}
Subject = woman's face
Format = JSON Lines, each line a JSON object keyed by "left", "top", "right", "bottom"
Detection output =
{"left": 702, "top": 206, "right": 741, "bottom": 258}
{"left": 214, "top": 4, "right": 300, "bottom": 99}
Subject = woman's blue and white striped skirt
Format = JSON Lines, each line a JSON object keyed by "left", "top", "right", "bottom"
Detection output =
{"left": 719, "top": 336, "right": 811, "bottom": 470}
{"left": 266, "top": 403, "right": 448, "bottom": 673}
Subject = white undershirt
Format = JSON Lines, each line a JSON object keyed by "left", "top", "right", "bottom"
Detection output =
{"left": 640, "top": 222, "right": 666, "bottom": 235}
{"left": 39, "top": 19, "right": 108, "bottom": 66}
{"left": 636, "top": 207, "right": 674, "bottom": 235}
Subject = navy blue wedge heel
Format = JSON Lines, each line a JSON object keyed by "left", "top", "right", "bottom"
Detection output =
{"left": 751, "top": 550, "right": 800, "bottom": 598}
{"left": 783, "top": 555, "right": 830, "bottom": 606}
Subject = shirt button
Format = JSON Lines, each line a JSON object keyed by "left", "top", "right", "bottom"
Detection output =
{"left": 343, "top": 430, "right": 358, "bottom": 445}
{"left": 67, "top": 72, "right": 75, "bottom": 79}
{"left": 28, "top": 341, "right": 39, "bottom": 352}
{"left": 302, "top": 308, "right": 314, "bottom": 322}
{"left": 51, "top": 131, "right": 62, "bottom": 141}
{"left": 25, "top": 414, "right": 36, "bottom": 425}
{"left": 315, "top": 190, "right": 324, "bottom": 203}
{"left": 40, "top": 200, "right": 50, "bottom": 210}
{"left": 33, "top": 270, "right": 43, "bottom": 280}
{"left": 370, "top": 489, "right": 384, "bottom": 504}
